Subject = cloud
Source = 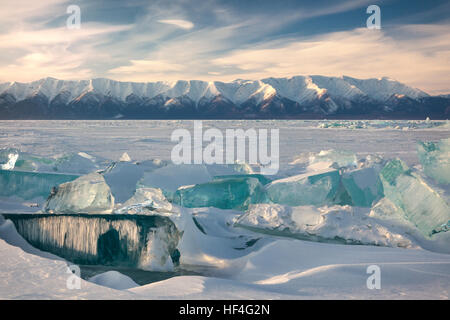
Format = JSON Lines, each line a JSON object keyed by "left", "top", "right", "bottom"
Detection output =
{"left": 210, "top": 25, "right": 450, "bottom": 94}
{"left": 157, "top": 19, "right": 194, "bottom": 30}
{"left": 109, "top": 59, "right": 184, "bottom": 74}
{"left": 0, "top": 22, "right": 132, "bottom": 82}
{"left": 106, "top": 23, "right": 450, "bottom": 94}
{"left": 0, "top": 0, "right": 65, "bottom": 25}
{"left": 0, "top": 48, "right": 92, "bottom": 81}
{"left": 0, "top": 24, "right": 132, "bottom": 48}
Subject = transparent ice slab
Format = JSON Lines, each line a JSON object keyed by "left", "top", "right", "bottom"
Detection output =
{"left": 341, "top": 165, "right": 384, "bottom": 207}
{"left": 0, "top": 169, "right": 78, "bottom": 201}
{"left": 417, "top": 138, "right": 450, "bottom": 185}
{"left": 44, "top": 172, "right": 115, "bottom": 214}
{"left": 380, "top": 159, "right": 450, "bottom": 236}
{"left": 172, "top": 177, "right": 266, "bottom": 210}
{"left": 266, "top": 169, "right": 340, "bottom": 206}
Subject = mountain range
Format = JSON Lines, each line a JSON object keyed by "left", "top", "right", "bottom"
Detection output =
{"left": 0, "top": 76, "right": 448, "bottom": 119}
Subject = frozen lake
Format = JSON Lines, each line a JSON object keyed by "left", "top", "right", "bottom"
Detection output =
{"left": 0, "top": 120, "right": 448, "bottom": 167}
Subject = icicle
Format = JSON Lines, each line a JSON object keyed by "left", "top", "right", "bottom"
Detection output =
{"left": 5, "top": 214, "right": 181, "bottom": 271}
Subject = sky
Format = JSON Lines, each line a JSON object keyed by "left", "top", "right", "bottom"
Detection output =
{"left": 0, "top": 0, "right": 449, "bottom": 94}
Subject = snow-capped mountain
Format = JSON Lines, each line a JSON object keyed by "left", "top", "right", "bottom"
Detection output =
{"left": 0, "top": 76, "right": 448, "bottom": 119}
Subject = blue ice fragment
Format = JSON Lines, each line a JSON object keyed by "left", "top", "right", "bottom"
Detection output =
{"left": 172, "top": 177, "right": 266, "bottom": 210}
{"left": 0, "top": 169, "right": 78, "bottom": 200}
{"left": 266, "top": 169, "right": 340, "bottom": 206}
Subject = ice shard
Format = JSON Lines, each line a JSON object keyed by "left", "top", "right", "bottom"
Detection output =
{"left": 172, "top": 177, "right": 266, "bottom": 210}
{"left": 379, "top": 159, "right": 450, "bottom": 236}
{"left": 417, "top": 138, "right": 450, "bottom": 185}
{"left": 266, "top": 168, "right": 340, "bottom": 206}
{"left": 119, "top": 152, "right": 132, "bottom": 162}
{"left": 0, "top": 169, "right": 78, "bottom": 200}
{"left": 115, "top": 187, "right": 173, "bottom": 214}
{"left": 341, "top": 165, "right": 384, "bottom": 207}
{"left": 290, "top": 149, "right": 358, "bottom": 169}
{"left": 0, "top": 149, "right": 19, "bottom": 170}
{"left": 4, "top": 214, "right": 181, "bottom": 271}
{"left": 103, "top": 162, "right": 144, "bottom": 203}
{"left": 44, "top": 172, "right": 115, "bottom": 214}
{"left": 309, "top": 149, "right": 358, "bottom": 168}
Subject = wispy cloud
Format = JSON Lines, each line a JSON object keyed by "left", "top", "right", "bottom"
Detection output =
{"left": 0, "top": 22, "right": 132, "bottom": 82}
{"left": 109, "top": 59, "right": 184, "bottom": 74}
{"left": 158, "top": 19, "right": 194, "bottom": 30}
{"left": 0, "top": 46, "right": 93, "bottom": 81}
{"left": 0, "top": 24, "right": 131, "bottom": 48}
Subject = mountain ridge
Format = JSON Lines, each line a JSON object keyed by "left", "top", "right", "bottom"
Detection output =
{"left": 0, "top": 76, "right": 448, "bottom": 119}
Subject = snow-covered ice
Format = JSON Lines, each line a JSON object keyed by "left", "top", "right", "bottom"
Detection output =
{"left": 115, "top": 187, "right": 173, "bottom": 214}
{"left": 1, "top": 219, "right": 449, "bottom": 299}
{"left": 88, "top": 271, "right": 139, "bottom": 290}
{"left": 235, "top": 204, "right": 412, "bottom": 247}
{"left": 0, "top": 120, "right": 448, "bottom": 299}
